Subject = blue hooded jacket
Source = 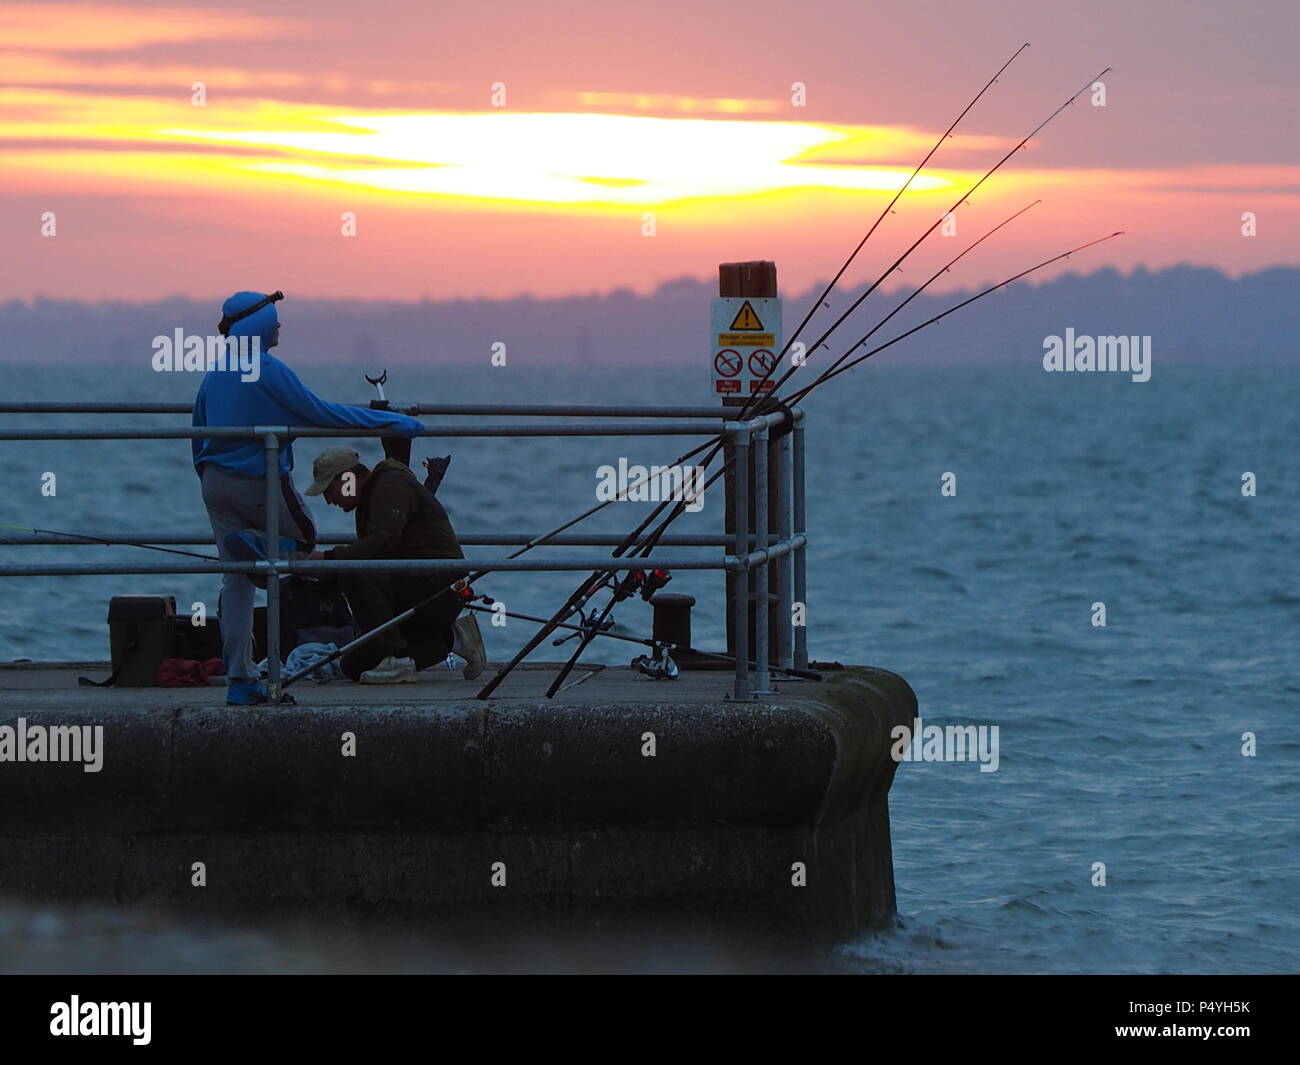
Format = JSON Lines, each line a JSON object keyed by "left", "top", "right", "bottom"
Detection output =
{"left": 192, "top": 291, "right": 424, "bottom": 479}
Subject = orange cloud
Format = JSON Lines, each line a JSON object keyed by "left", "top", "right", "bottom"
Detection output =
{"left": 0, "top": 3, "right": 300, "bottom": 51}
{"left": 0, "top": 51, "right": 452, "bottom": 100}
{"left": 564, "top": 91, "right": 783, "bottom": 116}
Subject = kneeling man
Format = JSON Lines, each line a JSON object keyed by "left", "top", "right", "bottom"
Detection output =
{"left": 306, "top": 446, "right": 485, "bottom": 683}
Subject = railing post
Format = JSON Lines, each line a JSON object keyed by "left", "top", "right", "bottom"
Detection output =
{"left": 752, "top": 422, "right": 774, "bottom": 694}
{"left": 792, "top": 412, "right": 808, "bottom": 670}
{"left": 731, "top": 425, "right": 751, "bottom": 701}
{"left": 775, "top": 418, "right": 794, "bottom": 671}
{"left": 263, "top": 432, "right": 282, "bottom": 703}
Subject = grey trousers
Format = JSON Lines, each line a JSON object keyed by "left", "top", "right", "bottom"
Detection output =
{"left": 200, "top": 464, "right": 316, "bottom": 682}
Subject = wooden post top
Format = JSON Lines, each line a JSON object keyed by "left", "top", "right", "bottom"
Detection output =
{"left": 718, "top": 261, "right": 777, "bottom": 298}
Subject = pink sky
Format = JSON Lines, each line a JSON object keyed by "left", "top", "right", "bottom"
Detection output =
{"left": 2, "top": 0, "right": 1297, "bottom": 302}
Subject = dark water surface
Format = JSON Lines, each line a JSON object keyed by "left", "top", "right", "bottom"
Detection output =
{"left": 1, "top": 362, "right": 1296, "bottom": 973}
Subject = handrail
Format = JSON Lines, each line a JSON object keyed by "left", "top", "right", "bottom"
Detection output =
{"left": 0, "top": 403, "right": 808, "bottom": 700}
{"left": 2, "top": 556, "right": 747, "bottom": 577}
{"left": 2, "top": 532, "right": 784, "bottom": 547}
{"left": 0, "top": 421, "right": 730, "bottom": 441}
{"left": 0, "top": 402, "right": 733, "bottom": 418}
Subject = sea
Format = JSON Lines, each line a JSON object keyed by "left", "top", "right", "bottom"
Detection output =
{"left": 0, "top": 360, "right": 1296, "bottom": 974}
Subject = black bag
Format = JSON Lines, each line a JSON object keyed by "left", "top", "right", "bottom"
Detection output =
{"left": 253, "top": 576, "right": 356, "bottom": 661}
{"left": 100, "top": 595, "right": 176, "bottom": 686}
{"left": 170, "top": 613, "right": 222, "bottom": 662}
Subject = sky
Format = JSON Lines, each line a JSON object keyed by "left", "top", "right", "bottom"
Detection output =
{"left": 2, "top": 0, "right": 1298, "bottom": 303}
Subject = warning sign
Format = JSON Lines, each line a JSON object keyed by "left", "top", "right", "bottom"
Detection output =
{"left": 711, "top": 296, "right": 782, "bottom": 404}
{"left": 729, "top": 301, "right": 764, "bottom": 331}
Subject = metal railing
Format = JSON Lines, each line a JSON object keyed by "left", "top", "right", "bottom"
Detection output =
{"left": 0, "top": 402, "right": 808, "bottom": 700}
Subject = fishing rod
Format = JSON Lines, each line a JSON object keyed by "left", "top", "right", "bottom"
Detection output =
{"left": 543, "top": 230, "right": 1124, "bottom": 697}
{"left": 581, "top": 49, "right": 1035, "bottom": 551}
{"left": 535, "top": 201, "right": 1047, "bottom": 695}
{"left": 769, "top": 42, "right": 1030, "bottom": 378}
{"left": 281, "top": 563, "right": 676, "bottom": 689}
{"left": 740, "top": 65, "right": 1111, "bottom": 414}
{"left": 787, "top": 230, "right": 1127, "bottom": 402}
{"left": 540, "top": 198, "right": 1064, "bottom": 696}
{"left": 471, "top": 476, "right": 712, "bottom": 699}
{"left": 0, "top": 523, "right": 220, "bottom": 561}
{"left": 684, "top": 648, "right": 823, "bottom": 682}
{"left": 542, "top": 462, "right": 734, "bottom": 697}
{"left": 466, "top": 599, "right": 681, "bottom": 684}
{"left": 475, "top": 48, "right": 1034, "bottom": 699}
{"left": 299, "top": 61, "right": 1117, "bottom": 698}
{"left": 280, "top": 396, "right": 730, "bottom": 691}
{"left": 618, "top": 197, "right": 1047, "bottom": 561}
{"left": 291, "top": 229, "right": 1118, "bottom": 697}
{"left": 462, "top": 598, "right": 674, "bottom": 652}
{"left": 775, "top": 198, "right": 1043, "bottom": 396}
{"left": 281, "top": 463, "right": 701, "bottom": 690}
{"left": 532, "top": 68, "right": 1111, "bottom": 696}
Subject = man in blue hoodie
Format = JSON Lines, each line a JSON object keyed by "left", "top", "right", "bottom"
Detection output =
{"left": 193, "top": 291, "right": 424, "bottom": 705}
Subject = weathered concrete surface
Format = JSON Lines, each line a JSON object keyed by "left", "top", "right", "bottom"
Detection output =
{"left": 0, "top": 661, "right": 916, "bottom": 967}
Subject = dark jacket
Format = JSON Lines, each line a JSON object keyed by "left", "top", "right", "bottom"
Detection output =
{"left": 324, "top": 459, "right": 464, "bottom": 563}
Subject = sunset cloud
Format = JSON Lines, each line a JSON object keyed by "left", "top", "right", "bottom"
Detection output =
{"left": 2, "top": 0, "right": 1296, "bottom": 302}
{"left": 0, "top": 3, "right": 300, "bottom": 51}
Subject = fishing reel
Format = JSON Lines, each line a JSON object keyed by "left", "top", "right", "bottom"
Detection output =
{"left": 631, "top": 644, "right": 679, "bottom": 680}
{"left": 597, "top": 568, "right": 672, "bottom": 604}
{"left": 637, "top": 568, "right": 672, "bottom": 601}
{"left": 552, "top": 603, "right": 615, "bottom": 647}
{"left": 555, "top": 568, "right": 672, "bottom": 647}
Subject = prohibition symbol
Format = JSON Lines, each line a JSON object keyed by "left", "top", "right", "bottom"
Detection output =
{"left": 748, "top": 349, "right": 775, "bottom": 376}
{"left": 714, "top": 349, "right": 742, "bottom": 377}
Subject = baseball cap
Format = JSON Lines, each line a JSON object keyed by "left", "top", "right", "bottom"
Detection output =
{"left": 306, "top": 445, "right": 360, "bottom": 496}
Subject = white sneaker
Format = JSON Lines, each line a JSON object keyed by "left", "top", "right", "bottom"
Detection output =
{"left": 452, "top": 614, "right": 487, "bottom": 680}
{"left": 360, "top": 655, "right": 419, "bottom": 684}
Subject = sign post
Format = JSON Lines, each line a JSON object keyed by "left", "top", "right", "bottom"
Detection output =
{"left": 716, "top": 261, "right": 784, "bottom": 674}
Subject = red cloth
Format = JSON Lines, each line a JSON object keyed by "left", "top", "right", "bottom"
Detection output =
{"left": 156, "top": 657, "right": 226, "bottom": 687}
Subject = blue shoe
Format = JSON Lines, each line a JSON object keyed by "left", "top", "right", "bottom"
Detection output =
{"left": 226, "top": 679, "right": 269, "bottom": 705}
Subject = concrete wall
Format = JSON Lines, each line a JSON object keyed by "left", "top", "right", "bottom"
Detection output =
{"left": 0, "top": 666, "right": 916, "bottom": 966}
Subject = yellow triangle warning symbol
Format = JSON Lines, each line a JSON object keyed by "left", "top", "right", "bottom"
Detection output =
{"left": 729, "top": 300, "right": 764, "bottom": 331}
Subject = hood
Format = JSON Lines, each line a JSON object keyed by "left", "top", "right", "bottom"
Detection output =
{"left": 220, "top": 290, "right": 279, "bottom": 346}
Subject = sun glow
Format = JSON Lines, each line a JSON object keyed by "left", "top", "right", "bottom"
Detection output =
{"left": 158, "top": 111, "right": 953, "bottom": 206}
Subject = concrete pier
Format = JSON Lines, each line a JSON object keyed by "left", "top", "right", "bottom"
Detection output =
{"left": 0, "top": 660, "right": 915, "bottom": 969}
